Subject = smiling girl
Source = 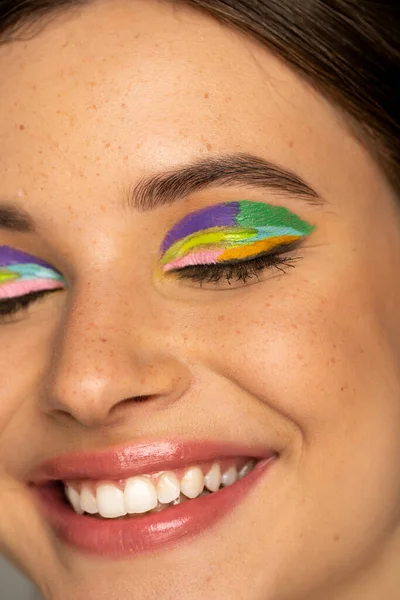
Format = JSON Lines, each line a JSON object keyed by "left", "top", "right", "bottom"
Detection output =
{"left": 0, "top": 1, "right": 399, "bottom": 599}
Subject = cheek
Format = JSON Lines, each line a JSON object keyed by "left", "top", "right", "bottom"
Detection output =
{"left": 0, "top": 319, "right": 57, "bottom": 437}
{"left": 191, "top": 280, "right": 400, "bottom": 446}
{"left": 193, "top": 282, "right": 400, "bottom": 534}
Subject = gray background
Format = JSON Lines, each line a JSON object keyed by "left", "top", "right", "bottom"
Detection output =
{"left": 0, "top": 557, "right": 41, "bottom": 600}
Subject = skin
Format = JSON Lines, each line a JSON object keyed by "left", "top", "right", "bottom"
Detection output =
{"left": 0, "top": 0, "right": 400, "bottom": 598}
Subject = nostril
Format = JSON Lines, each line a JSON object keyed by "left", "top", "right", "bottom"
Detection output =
{"left": 132, "top": 395, "right": 153, "bottom": 403}
{"left": 114, "top": 395, "right": 156, "bottom": 408}
{"left": 106, "top": 395, "right": 159, "bottom": 422}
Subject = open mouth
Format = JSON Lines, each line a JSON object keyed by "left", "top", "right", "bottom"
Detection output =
{"left": 30, "top": 442, "right": 278, "bottom": 557}
{"left": 61, "top": 457, "right": 257, "bottom": 519}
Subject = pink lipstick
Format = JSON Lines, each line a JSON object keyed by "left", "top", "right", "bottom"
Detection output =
{"left": 30, "top": 440, "right": 277, "bottom": 558}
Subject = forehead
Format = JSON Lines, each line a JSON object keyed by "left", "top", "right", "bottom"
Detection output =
{"left": 0, "top": 0, "right": 352, "bottom": 210}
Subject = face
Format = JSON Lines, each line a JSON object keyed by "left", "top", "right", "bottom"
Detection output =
{"left": 1, "top": 1, "right": 400, "bottom": 599}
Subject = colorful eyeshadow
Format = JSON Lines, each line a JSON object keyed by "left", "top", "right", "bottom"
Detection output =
{"left": 0, "top": 246, "right": 66, "bottom": 299}
{"left": 160, "top": 201, "right": 315, "bottom": 272}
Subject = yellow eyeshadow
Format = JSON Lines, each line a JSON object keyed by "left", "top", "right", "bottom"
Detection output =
{"left": 161, "top": 227, "right": 257, "bottom": 265}
{"left": 0, "top": 271, "right": 19, "bottom": 283}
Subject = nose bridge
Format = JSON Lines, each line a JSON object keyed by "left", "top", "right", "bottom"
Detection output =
{"left": 42, "top": 276, "right": 189, "bottom": 426}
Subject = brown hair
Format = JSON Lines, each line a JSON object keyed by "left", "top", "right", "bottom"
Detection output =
{"left": 1, "top": 0, "right": 399, "bottom": 192}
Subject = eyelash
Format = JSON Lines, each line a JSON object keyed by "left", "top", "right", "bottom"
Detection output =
{"left": 172, "top": 245, "right": 302, "bottom": 286}
{"left": 0, "top": 290, "right": 57, "bottom": 319}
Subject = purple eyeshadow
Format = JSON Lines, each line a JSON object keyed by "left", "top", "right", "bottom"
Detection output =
{"left": 0, "top": 246, "right": 52, "bottom": 269}
{"left": 161, "top": 202, "right": 240, "bottom": 254}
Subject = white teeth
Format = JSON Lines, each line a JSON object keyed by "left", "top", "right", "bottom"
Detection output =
{"left": 180, "top": 466, "right": 204, "bottom": 499}
{"left": 238, "top": 460, "right": 255, "bottom": 480}
{"left": 96, "top": 484, "right": 127, "bottom": 518}
{"left": 64, "top": 460, "right": 257, "bottom": 516}
{"left": 204, "top": 463, "right": 222, "bottom": 492}
{"left": 80, "top": 486, "right": 98, "bottom": 514}
{"left": 156, "top": 472, "right": 181, "bottom": 504}
{"left": 221, "top": 466, "right": 238, "bottom": 487}
{"left": 66, "top": 485, "right": 84, "bottom": 515}
{"left": 125, "top": 476, "right": 158, "bottom": 514}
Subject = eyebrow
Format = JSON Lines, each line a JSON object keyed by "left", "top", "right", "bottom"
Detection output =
{"left": 131, "top": 153, "right": 323, "bottom": 211}
{"left": 0, "top": 153, "right": 323, "bottom": 232}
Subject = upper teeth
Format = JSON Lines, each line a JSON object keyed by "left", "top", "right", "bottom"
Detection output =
{"left": 64, "top": 460, "right": 255, "bottom": 518}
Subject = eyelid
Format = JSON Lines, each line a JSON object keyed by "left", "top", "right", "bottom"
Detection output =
{"left": 0, "top": 261, "right": 66, "bottom": 299}
{"left": 160, "top": 201, "right": 315, "bottom": 255}
{"left": 163, "top": 236, "right": 296, "bottom": 273}
{"left": 161, "top": 227, "right": 256, "bottom": 266}
{"left": 160, "top": 201, "right": 315, "bottom": 276}
{"left": 0, "top": 278, "right": 65, "bottom": 299}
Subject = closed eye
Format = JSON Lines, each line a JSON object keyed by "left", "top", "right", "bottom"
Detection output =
{"left": 169, "top": 242, "right": 303, "bottom": 289}
{"left": 0, "top": 289, "right": 62, "bottom": 320}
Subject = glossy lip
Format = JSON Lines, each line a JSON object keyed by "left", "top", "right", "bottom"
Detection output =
{"left": 29, "top": 440, "right": 278, "bottom": 558}
{"left": 29, "top": 439, "right": 275, "bottom": 483}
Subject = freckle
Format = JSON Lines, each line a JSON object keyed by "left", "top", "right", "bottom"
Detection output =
{"left": 124, "top": 155, "right": 129, "bottom": 161}
{"left": 121, "top": 103, "right": 127, "bottom": 108}
{"left": 288, "top": 140, "right": 294, "bottom": 148}
{"left": 204, "top": 92, "right": 209, "bottom": 99}
{"left": 218, "top": 315, "right": 225, "bottom": 322}
{"left": 330, "top": 357, "right": 336, "bottom": 364}
{"left": 104, "top": 142, "right": 111, "bottom": 148}
{"left": 333, "top": 534, "right": 340, "bottom": 542}
{"left": 100, "top": 337, "right": 107, "bottom": 343}
{"left": 91, "top": 104, "right": 97, "bottom": 110}
{"left": 340, "top": 385, "right": 347, "bottom": 392}
{"left": 19, "top": 124, "right": 25, "bottom": 130}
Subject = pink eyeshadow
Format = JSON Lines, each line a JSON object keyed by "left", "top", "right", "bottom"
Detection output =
{"left": 0, "top": 279, "right": 65, "bottom": 299}
{"left": 163, "top": 250, "right": 223, "bottom": 272}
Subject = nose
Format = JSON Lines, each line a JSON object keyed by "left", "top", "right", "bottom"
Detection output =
{"left": 41, "top": 278, "right": 191, "bottom": 429}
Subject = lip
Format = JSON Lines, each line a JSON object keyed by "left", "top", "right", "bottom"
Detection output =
{"left": 29, "top": 440, "right": 277, "bottom": 557}
{"left": 30, "top": 439, "right": 275, "bottom": 483}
